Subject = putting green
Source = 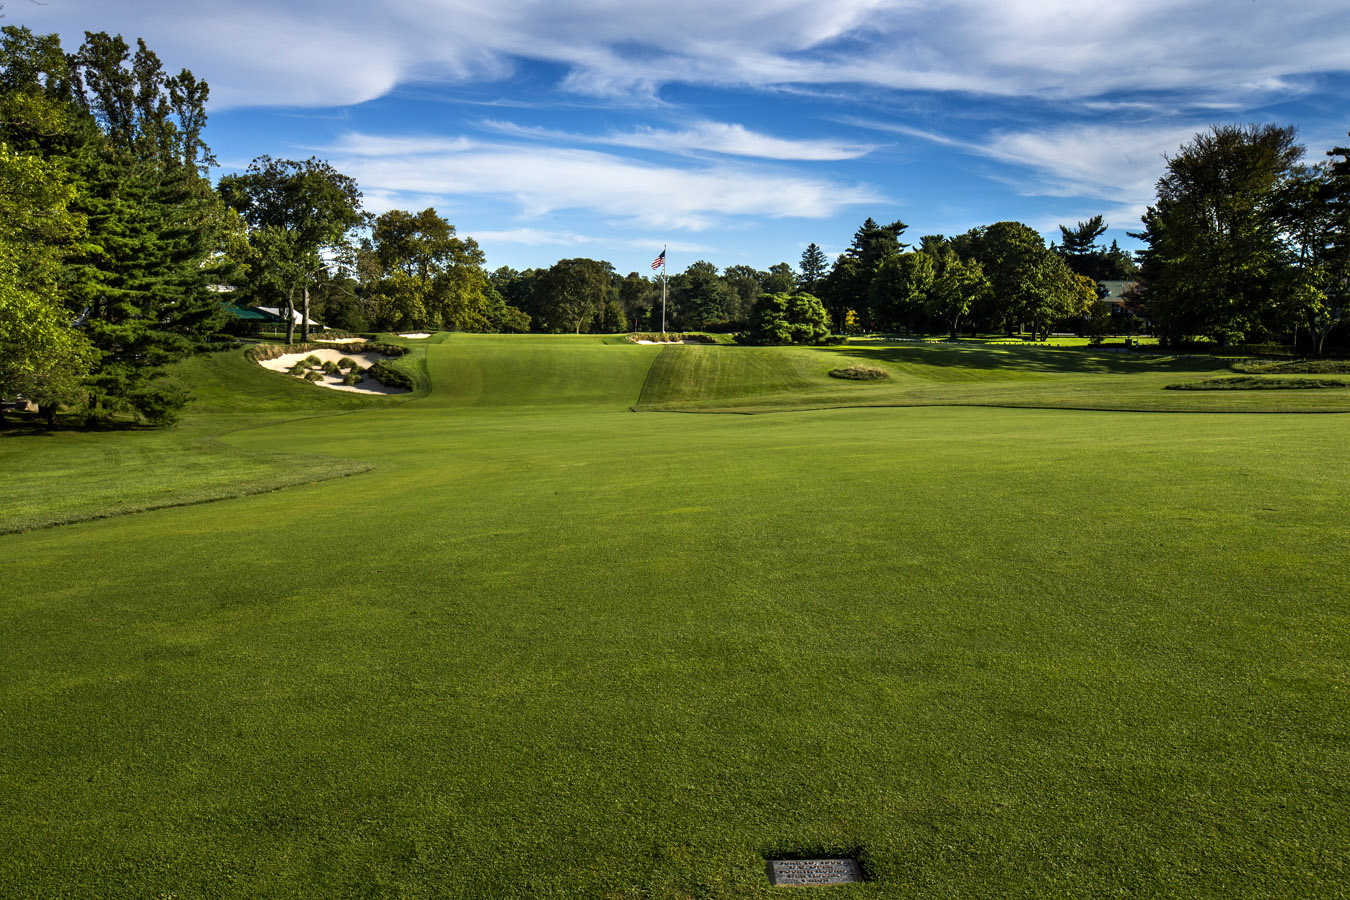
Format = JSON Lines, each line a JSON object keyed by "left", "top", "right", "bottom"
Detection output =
{"left": 2, "top": 335, "right": 1347, "bottom": 899}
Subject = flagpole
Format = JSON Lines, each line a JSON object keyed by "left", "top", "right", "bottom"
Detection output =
{"left": 661, "top": 246, "right": 667, "bottom": 335}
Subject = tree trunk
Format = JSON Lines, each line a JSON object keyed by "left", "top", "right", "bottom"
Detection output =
{"left": 43, "top": 404, "right": 57, "bottom": 428}
{"left": 301, "top": 285, "right": 310, "bottom": 344}
{"left": 285, "top": 292, "right": 296, "bottom": 345}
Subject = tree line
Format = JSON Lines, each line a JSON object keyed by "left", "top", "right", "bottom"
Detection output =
{"left": 4, "top": 23, "right": 1349, "bottom": 428}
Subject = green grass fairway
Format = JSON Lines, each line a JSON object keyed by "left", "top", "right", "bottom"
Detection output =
{"left": 3, "top": 335, "right": 1348, "bottom": 899}
{"left": 636, "top": 341, "right": 1350, "bottom": 413}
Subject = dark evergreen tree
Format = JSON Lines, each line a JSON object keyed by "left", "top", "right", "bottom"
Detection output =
{"left": 1, "top": 27, "right": 229, "bottom": 423}
{"left": 1133, "top": 124, "right": 1302, "bottom": 345}
{"left": 820, "top": 217, "right": 907, "bottom": 330}
{"left": 798, "top": 243, "right": 828, "bottom": 294}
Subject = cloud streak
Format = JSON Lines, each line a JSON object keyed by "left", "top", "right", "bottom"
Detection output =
{"left": 325, "top": 132, "right": 881, "bottom": 230}
{"left": 481, "top": 120, "right": 877, "bottom": 161}
{"left": 15, "top": 1, "right": 1350, "bottom": 109}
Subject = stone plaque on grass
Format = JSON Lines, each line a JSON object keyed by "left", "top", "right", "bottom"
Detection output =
{"left": 767, "top": 858, "right": 863, "bottom": 886}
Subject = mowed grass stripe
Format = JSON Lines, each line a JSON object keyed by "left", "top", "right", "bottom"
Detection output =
{"left": 1, "top": 335, "right": 1348, "bottom": 898}
{"left": 636, "top": 341, "right": 1350, "bottom": 413}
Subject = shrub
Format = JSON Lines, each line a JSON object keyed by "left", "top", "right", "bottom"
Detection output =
{"left": 337, "top": 357, "right": 358, "bottom": 370}
{"left": 304, "top": 371, "right": 324, "bottom": 382}
{"left": 341, "top": 370, "right": 364, "bottom": 386}
{"left": 302, "top": 355, "right": 321, "bottom": 366}
{"left": 364, "top": 342, "right": 408, "bottom": 357}
{"left": 287, "top": 361, "right": 307, "bottom": 376}
{"left": 321, "top": 360, "right": 341, "bottom": 375}
{"left": 738, "top": 293, "right": 832, "bottom": 345}
{"left": 367, "top": 360, "right": 414, "bottom": 390}
{"left": 625, "top": 332, "right": 717, "bottom": 344}
{"left": 829, "top": 364, "right": 890, "bottom": 381}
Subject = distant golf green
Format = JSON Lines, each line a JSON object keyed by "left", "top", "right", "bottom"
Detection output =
{"left": 2, "top": 335, "right": 1347, "bottom": 899}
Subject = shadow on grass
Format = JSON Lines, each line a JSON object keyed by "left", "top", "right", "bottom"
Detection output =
{"left": 0, "top": 414, "right": 156, "bottom": 438}
{"left": 804, "top": 343, "right": 1231, "bottom": 376}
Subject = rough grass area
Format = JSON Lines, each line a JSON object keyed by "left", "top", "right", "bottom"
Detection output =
{"left": 828, "top": 363, "right": 891, "bottom": 380}
{"left": 1231, "top": 358, "right": 1350, "bottom": 374}
{"left": 2, "top": 334, "right": 1348, "bottom": 899}
{"left": 0, "top": 348, "right": 423, "bottom": 533}
{"left": 1166, "top": 375, "right": 1348, "bottom": 390}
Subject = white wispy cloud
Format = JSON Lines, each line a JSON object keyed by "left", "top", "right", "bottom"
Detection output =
{"left": 480, "top": 120, "right": 876, "bottom": 161}
{"left": 849, "top": 117, "right": 1205, "bottom": 208}
{"left": 325, "top": 132, "right": 880, "bottom": 230}
{"left": 16, "top": 1, "right": 1350, "bottom": 109}
{"left": 469, "top": 228, "right": 595, "bottom": 246}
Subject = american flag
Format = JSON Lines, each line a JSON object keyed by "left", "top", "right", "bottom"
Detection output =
{"left": 651, "top": 248, "right": 666, "bottom": 271}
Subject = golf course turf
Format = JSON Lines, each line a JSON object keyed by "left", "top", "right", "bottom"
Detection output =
{"left": 2, "top": 335, "right": 1347, "bottom": 898}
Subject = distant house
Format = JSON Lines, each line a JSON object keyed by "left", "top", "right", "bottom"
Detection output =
{"left": 1100, "top": 280, "right": 1138, "bottom": 312}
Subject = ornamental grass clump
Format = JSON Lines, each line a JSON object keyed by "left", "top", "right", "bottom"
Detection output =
{"left": 287, "top": 361, "right": 308, "bottom": 376}
{"left": 341, "top": 370, "right": 364, "bottom": 386}
{"left": 302, "top": 355, "right": 321, "bottom": 367}
{"left": 337, "top": 357, "right": 358, "bottom": 370}
{"left": 304, "top": 370, "right": 324, "bottom": 382}
{"left": 829, "top": 364, "right": 890, "bottom": 381}
{"left": 321, "top": 360, "right": 341, "bottom": 375}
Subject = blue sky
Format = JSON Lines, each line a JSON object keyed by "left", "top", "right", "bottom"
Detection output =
{"left": 12, "top": 0, "right": 1350, "bottom": 276}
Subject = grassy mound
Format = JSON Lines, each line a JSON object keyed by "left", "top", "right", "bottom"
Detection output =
{"left": 1166, "top": 375, "right": 1348, "bottom": 390}
{"left": 828, "top": 364, "right": 890, "bottom": 380}
{"left": 634, "top": 341, "right": 1350, "bottom": 413}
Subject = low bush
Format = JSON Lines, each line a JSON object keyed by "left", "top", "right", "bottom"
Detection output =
{"left": 367, "top": 360, "right": 415, "bottom": 390}
{"left": 625, "top": 332, "right": 717, "bottom": 344}
{"left": 304, "top": 371, "right": 324, "bottom": 382}
{"left": 1165, "top": 376, "right": 1348, "bottom": 391}
{"left": 828, "top": 364, "right": 890, "bottom": 381}
{"left": 248, "top": 342, "right": 320, "bottom": 362}
{"left": 302, "top": 355, "right": 321, "bottom": 366}
{"left": 337, "top": 357, "right": 358, "bottom": 370}
{"left": 341, "top": 370, "right": 364, "bottom": 386}
{"left": 321, "top": 360, "right": 341, "bottom": 375}
{"left": 364, "top": 342, "right": 408, "bottom": 357}
{"left": 286, "top": 361, "right": 308, "bottom": 376}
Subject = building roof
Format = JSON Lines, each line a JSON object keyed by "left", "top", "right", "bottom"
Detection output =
{"left": 258, "top": 306, "right": 322, "bottom": 327}
{"left": 221, "top": 302, "right": 282, "bottom": 322}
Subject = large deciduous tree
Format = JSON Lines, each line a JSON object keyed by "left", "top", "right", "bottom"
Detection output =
{"left": 364, "top": 208, "right": 504, "bottom": 332}
{"left": 923, "top": 241, "right": 991, "bottom": 339}
{"left": 535, "top": 258, "right": 613, "bottom": 333}
{"left": 0, "top": 139, "right": 93, "bottom": 422}
{"left": 219, "top": 155, "right": 366, "bottom": 343}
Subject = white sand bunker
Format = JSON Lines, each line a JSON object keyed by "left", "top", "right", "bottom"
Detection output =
{"left": 313, "top": 336, "right": 369, "bottom": 344}
{"left": 399, "top": 333, "right": 432, "bottom": 339}
{"left": 258, "top": 348, "right": 409, "bottom": 395}
{"left": 635, "top": 339, "right": 687, "bottom": 344}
